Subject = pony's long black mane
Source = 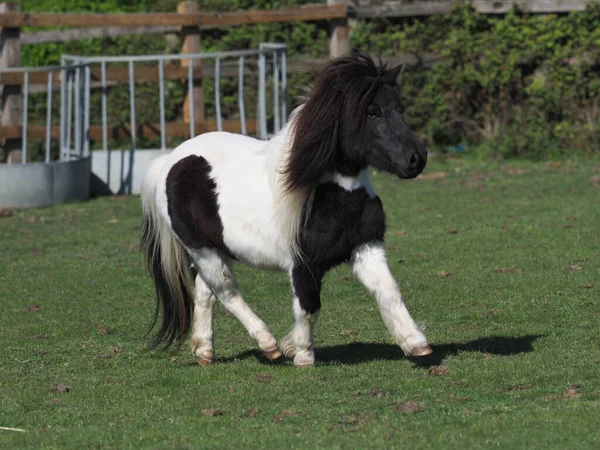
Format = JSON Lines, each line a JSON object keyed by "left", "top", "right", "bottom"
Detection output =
{"left": 285, "top": 51, "right": 400, "bottom": 192}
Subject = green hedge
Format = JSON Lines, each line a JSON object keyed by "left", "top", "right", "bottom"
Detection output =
{"left": 16, "top": 1, "right": 600, "bottom": 158}
{"left": 352, "top": 5, "right": 600, "bottom": 158}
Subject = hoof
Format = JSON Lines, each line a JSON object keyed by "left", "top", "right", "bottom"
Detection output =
{"left": 196, "top": 355, "right": 214, "bottom": 366}
{"left": 410, "top": 345, "right": 433, "bottom": 357}
{"left": 263, "top": 346, "right": 282, "bottom": 361}
{"left": 293, "top": 352, "right": 315, "bottom": 368}
{"left": 294, "top": 361, "right": 315, "bottom": 368}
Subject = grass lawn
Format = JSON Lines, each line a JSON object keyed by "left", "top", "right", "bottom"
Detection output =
{"left": 1, "top": 157, "right": 599, "bottom": 449}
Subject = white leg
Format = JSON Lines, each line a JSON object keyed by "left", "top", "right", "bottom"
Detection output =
{"left": 280, "top": 266, "right": 322, "bottom": 367}
{"left": 190, "top": 274, "right": 216, "bottom": 366}
{"left": 190, "top": 248, "right": 281, "bottom": 360}
{"left": 351, "top": 241, "right": 431, "bottom": 357}
{"left": 280, "top": 296, "right": 319, "bottom": 367}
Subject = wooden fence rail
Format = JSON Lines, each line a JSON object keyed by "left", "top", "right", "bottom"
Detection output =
{"left": 0, "top": 4, "right": 346, "bottom": 28}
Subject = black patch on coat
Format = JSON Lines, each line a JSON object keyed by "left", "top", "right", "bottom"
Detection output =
{"left": 292, "top": 182, "right": 386, "bottom": 313}
{"left": 166, "top": 155, "right": 231, "bottom": 255}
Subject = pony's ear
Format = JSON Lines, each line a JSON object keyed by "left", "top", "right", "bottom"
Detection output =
{"left": 382, "top": 63, "right": 403, "bottom": 84}
{"left": 284, "top": 78, "right": 342, "bottom": 192}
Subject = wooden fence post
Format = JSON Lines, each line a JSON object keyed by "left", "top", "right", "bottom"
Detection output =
{"left": 328, "top": 0, "right": 350, "bottom": 58}
{"left": 0, "top": 2, "right": 22, "bottom": 163}
{"left": 178, "top": 1, "right": 204, "bottom": 131}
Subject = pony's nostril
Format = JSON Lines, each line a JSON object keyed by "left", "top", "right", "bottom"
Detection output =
{"left": 409, "top": 153, "right": 419, "bottom": 169}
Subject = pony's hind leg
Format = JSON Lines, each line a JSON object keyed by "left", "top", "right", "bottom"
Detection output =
{"left": 190, "top": 274, "right": 217, "bottom": 366}
{"left": 190, "top": 248, "right": 281, "bottom": 361}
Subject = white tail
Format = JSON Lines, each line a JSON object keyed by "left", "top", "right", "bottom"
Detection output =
{"left": 140, "top": 155, "right": 194, "bottom": 348}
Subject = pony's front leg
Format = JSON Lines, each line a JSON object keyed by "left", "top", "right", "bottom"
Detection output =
{"left": 351, "top": 242, "right": 432, "bottom": 357}
{"left": 190, "top": 274, "right": 216, "bottom": 366}
{"left": 280, "top": 266, "right": 322, "bottom": 367}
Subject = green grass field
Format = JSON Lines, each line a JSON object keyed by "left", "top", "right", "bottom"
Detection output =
{"left": 1, "top": 158, "right": 599, "bottom": 449}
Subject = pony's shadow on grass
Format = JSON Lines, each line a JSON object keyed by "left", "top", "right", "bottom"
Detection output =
{"left": 316, "top": 334, "right": 545, "bottom": 367}
{"left": 210, "top": 334, "right": 545, "bottom": 367}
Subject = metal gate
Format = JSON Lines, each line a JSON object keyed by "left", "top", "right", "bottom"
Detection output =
{"left": 63, "top": 43, "right": 288, "bottom": 195}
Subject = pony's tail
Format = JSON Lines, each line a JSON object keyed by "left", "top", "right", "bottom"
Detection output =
{"left": 140, "top": 155, "right": 194, "bottom": 349}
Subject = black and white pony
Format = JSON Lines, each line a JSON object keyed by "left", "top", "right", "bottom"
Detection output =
{"left": 140, "top": 51, "right": 432, "bottom": 367}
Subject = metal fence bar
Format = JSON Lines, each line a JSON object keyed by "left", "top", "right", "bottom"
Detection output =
{"left": 273, "top": 51, "right": 280, "bottom": 133}
{"left": 84, "top": 65, "right": 90, "bottom": 156}
{"left": 238, "top": 56, "right": 246, "bottom": 135}
{"left": 101, "top": 61, "right": 108, "bottom": 153}
{"left": 258, "top": 50, "right": 267, "bottom": 139}
{"left": 74, "top": 66, "right": 81, "bottom": 157}
{"left": 281, "top": 50, "right": 287, "bottom": 126}
{"left": 128, "top": 60, "right": 137, "bottom": 195}
{"left": 101, "top": 61, "right": 110, "bottom": 187}
{"left": 215, "top": 57, "right": 222, "bottom": 132}
{"left": 158, "top": 59, "right": 166, "bottom": 150}
{"left": 21, "top": 72, "right": 29, "bottom": 164}
{"left": 188, "top": 61, "right": 195, "bottom": 138}
{"left": 45, "top": 71, "right": 53, "bottom": 163}
{"left": 59, "top": 59, "right": 66, "bottom": 160}
{"left": 66, "top": 69, "right": 73, "bottom": 161}
{"left": 61, "top": 47, "right": 276, "bottom": 64}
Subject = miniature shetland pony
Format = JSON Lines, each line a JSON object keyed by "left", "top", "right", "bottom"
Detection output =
{"left": 140, "top": 51, "right": 432, "bottom": 367}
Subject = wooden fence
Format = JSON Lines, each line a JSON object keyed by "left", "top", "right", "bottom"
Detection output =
{"left": 2, "top": 0, "right": 599, "bottom": 161}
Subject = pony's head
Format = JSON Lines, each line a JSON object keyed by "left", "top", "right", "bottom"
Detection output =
{"left": 285, "top": 50, "right": 427, "bottom": 191}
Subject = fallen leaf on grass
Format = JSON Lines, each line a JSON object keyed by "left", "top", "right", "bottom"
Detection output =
{"left": 201, "top": 408, "right": 223, "bottom": 417}
{"left": 590, "top": 176, "right": 600, "bottom": 189}
{"left": 429, "top": 271, "right": 453, "bottom": 278}
{"left": 171, "top": 356, "right": 179, "bottom": 363}
{"left": 271, "top": 409, "right": 298, "bottom": 423}
{"left": 245, "top": 407, "right": 259, "bottom": 417}
{"left": 582, "top": 283, "right": 593, "bottom": 289}
{"left": 393, "top": 401, "right": 424, "bottom": 414}
{"left": 342, "top": 412, "right": 376, "bottom": 432}
{"left": 0, "top": 208, "right": 15, "bottom": 218}
{"left": 51, "top": 385, "right": 70, "bottom": 393}
{"left": 567, "top": 265, "right": 582, "bottom": 271}
{"left": 37, "top": 350, "right": 49, "bottom": 356}
{"left": 507, "top": 168, "right": 527, "bottom": 176}
{"left": 428, "top": 365, "right": 450, "bottom": 376}
{"left": 418, "top": 171, "right": 446, "bottom": 180}
{"left": 561, "top": 385, "right": 581, "bottom": 400}
{"left": 394, "top": 230, "right": 406, "bottom": 237}
{"left": 97, "top": 325, "right": 111, "bottom": 335}
{"left": 25, "top": 305, "right": 41, "bottom": 312}
{"left": 370, "top": 388, "right": 388, "bottom": 398}
{"left": 256, "top": 373, "right": 274, "bottom": 383}
{"left": 341, "top": 329, "right": 358, "bottom": 337}
{"left": 492, "top": 267, "right": 522, "bottom": 273}
{"left": 446, "top": 229, "right": 458, "bottom": 234}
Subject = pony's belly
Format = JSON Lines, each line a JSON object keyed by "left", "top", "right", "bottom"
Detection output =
{"left": 222, "top": 221, "right": 294, "bottom": 270}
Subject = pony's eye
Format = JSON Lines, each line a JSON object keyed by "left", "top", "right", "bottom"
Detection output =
{"left": 367, "top": 105, "right": 381, "bottom": 118}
